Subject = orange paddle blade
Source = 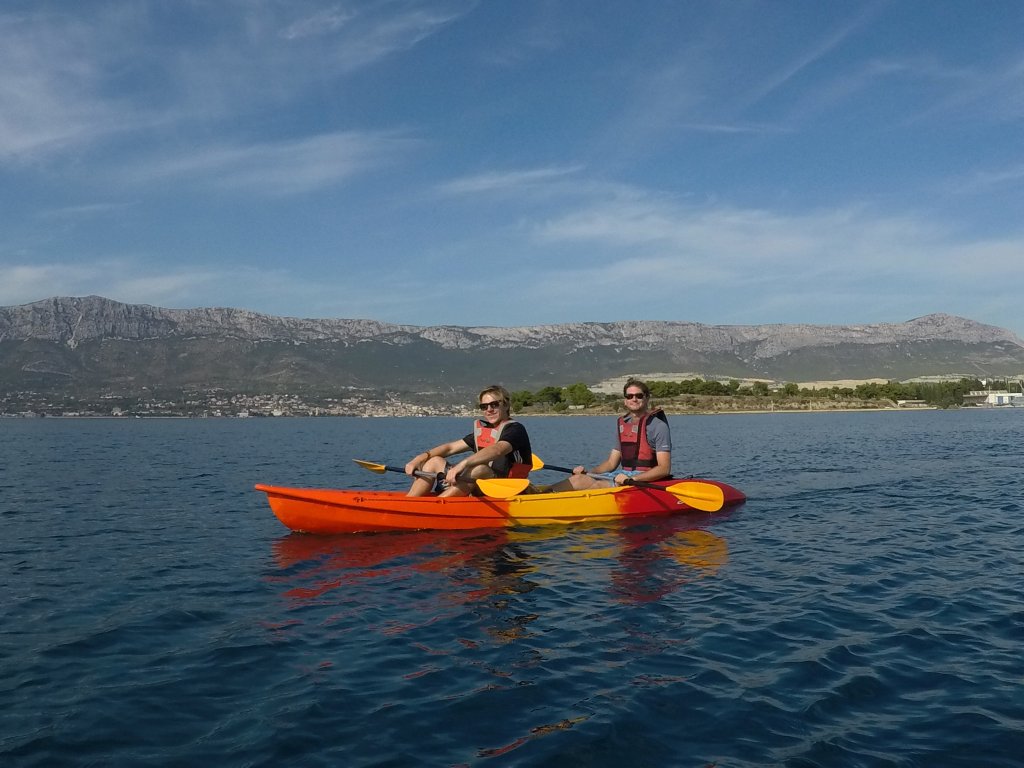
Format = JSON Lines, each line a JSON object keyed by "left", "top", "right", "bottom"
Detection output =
{"left": 475, "top": 478, "right": 532, "bottom": 498}
{"left": 353, "top": 459, "right": 388, "bottom": 474}
{"left": 664, "top": 481, "right": 725, "bottom": 512}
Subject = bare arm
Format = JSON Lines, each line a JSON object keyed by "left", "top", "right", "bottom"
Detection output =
{"left": 405, "top": 438, "right": 470, "bottom": 475}
{"left": 614, "top": 451, "right": 671, "bottom": 485}
{"left": 448, "top": 439, "right": 512, "bottom": 480}
{"left": 576, "top": 449, "right": 621, "bottom": 476}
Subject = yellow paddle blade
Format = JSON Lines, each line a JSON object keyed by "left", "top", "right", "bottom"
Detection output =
{"left": 476, "top": 478, "right": 532, "bottom": 499}
{"left": 665, "top": 481, "right": 725, "bottom": 512}
{"left": 531, "top": 454, "right": 545, "bottom": 471}
{"left": 352, "top": 459, "right": 388, "bottom": 474}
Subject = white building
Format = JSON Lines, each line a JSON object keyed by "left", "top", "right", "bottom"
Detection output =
{"left": 962, "top": 390, "right": 1024, "bottom": 407}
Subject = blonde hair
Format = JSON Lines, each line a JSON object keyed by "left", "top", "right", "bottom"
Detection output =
{"left": 478, "top": 384, "right": 511, "bottom": 409}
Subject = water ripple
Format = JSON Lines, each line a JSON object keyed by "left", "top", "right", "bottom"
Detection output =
{"left": 2, "top": 414, "right": 1023, "bottom": 766}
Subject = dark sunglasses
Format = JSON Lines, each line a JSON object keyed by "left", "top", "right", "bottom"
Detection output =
{"left": 479, "top": 400, "right": 504, "bottom": 410}
{"left": 624, "top": 392, "right": 647, "bottom": 400}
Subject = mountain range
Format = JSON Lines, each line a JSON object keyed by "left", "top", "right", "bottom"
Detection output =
{"left": 2, "top": 296, "right": 1023, "bottom": 399}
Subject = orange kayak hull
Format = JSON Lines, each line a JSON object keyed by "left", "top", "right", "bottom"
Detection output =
{"left": 255, "top": 479, "right": 746, "bottom": 534}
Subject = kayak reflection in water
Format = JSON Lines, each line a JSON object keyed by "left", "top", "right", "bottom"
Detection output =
{"left": 403, "top": 384, "right": 534, "bottom": 497}
{"left": 611, "top": 524, "right": 729, "bottom": 604}
{"left": 547, "top": 377, "right": 672, "bottom": 492}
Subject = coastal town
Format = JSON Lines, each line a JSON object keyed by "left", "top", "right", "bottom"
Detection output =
{"left": 3, "top": 371, "right": 1021, "bottom": 419}
{"left": 0, "top": 389, "right": 468, "bottom": 418}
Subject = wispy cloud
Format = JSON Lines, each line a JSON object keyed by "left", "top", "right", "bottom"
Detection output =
{"left": 0, "top": 264, "right": 101, "bottom": 306}
{"left": 2, "top": 3, "right": 1022, "bottom": 335}
{"left": 0, "top": 261, "right": 293, "bottom": 313}
{"left": 737, "top": 3, "right": 883, "bottom": 111}
{"left": 38, "top": 202, "right": 137, "bottom": 220}
{"left": 280, "top": 6, "right": 358, "bottom": 40}
{"left": 533, "top": 194, "right": 974, "bottom": 276}
{"left": 522, "top": 190, "right": 1024, "bottom": 326}
{"left": 953, "top": 163, "right": 1024, "bottom": 194}
{"left": 0, "top": 10, "right": 147, "bottom": 161}
{"left": 676, "top": 122, "right": 791, "bottom": 135}
{"left": 0, "top": 1, "right": 468, "bottom": 165}
{"left": 437, "top": 166, "right": 585, "bottom": 195}
{"left": 323, "top": 6, "right": 467, "bottom": 71}
{"left": 907, "top": 52, "right": 1024, "bottom": 125}
{"left": 124, "top": 131, "right": 420, "bottom": 194}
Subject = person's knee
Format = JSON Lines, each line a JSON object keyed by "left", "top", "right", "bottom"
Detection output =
{"left": 423, "top": 456, "right": 447, "bottom": 472}
{"left": 465, "top": 464, "right": 495, "bottom": 480}
{"left": 569, "top": 474, "right": 593, "bottom": 490}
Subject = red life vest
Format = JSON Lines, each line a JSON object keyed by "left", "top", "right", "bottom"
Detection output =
{"left": 473, "top": 419, "right": 532, "bottom": 478}
{"left": 618, "top": 408, "right": 667, "bottom": 470}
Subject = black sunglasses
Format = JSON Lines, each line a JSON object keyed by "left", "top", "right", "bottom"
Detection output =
{"left": 479, "top": 400, "right": 504, "bottom": 410}
{"left": 624, "top": 392, "right": 647, "bottom": 400}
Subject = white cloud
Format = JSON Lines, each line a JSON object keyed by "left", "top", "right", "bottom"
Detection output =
{"left": 909, "top": 52, "right": 1024, "bottom": 125}
{"left": 0, "top": 261, "right": 213, "bottom": 309}
{"left": 437, "top": 166, "right": 585, "bottom": 195}
{"left": 533, "top": 195, "right": 1005, "bottom": 281}
{"left": 124, "top": 131, "right": 419, "bottom": 194}
{"left": 0, "top": 264, "right": 100, "bottom": 306}
{"left": 0, "top": 11, "right": 142, "bottom": 161}
{"left": 737, "top": 5, "right": 881, "bottom": 111}
{"left": 0, "top": 1, "right": 467, "bottom": 165}
{"left": 324, "top": 6, "right": 466, "bottom": 71}
{"left": 280, "top": 6, "right": 358, "bottom": 40}
{"left": 949, "top": 163, "right": 1024, "bottom": 196}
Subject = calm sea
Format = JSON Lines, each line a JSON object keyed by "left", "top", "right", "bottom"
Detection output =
{"left": 2, "top": 411, "right": 1022, "bottom": 767}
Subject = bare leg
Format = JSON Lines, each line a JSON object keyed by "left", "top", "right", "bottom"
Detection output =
{"left": 438, "top": 465, "right": 495, "bottom": 497}
{"left": 406, "top": 456, "right": 448, "bottom": 497}
{"left": 546, "top": 474, "right": 613, "bottom": 493}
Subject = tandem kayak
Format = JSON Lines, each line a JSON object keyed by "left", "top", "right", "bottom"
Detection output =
{"left": 255, "top": 478, "right": 746, "bottom": 534}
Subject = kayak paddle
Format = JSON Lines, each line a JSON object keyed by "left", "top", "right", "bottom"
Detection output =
{"left": 353, "top": 458, "right": 442, "bottom": 484}
{"left": 529, "top": 454, "right": 623, "bottom": 480}
{"left": 474, "top": 478, "right": 536, "bottom": 499}
{"left": 529, "top": 454, "right": 726, "bottom": 511}
{"left": 622, "top": 479, "right": 725, "bottom": 511}
{"left": 475, "top": 476, "right": 724, "bottom": 509}
{"left": 354, "top": 458, "right": 492, "bottom": 493}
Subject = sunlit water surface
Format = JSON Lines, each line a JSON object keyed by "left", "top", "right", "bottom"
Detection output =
{"left": 2, "top": 411, "right": 1022, "bottom": 767}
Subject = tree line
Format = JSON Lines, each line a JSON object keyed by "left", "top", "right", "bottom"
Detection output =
{"left": 511, "top": 377, "right": 1017, "bottom": 411}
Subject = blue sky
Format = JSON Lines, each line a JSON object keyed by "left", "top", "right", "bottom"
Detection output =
{"left": 2, "top": 1, "right": 1023, "bottom": 333}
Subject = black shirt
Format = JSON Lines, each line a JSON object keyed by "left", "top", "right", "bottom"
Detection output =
{"left": 463, "top": 420, "right": 532, "bottom": 478}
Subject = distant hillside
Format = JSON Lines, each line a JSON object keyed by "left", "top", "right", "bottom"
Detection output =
{"left": 2, "top": 296, "right": 1023, "bottom": 399}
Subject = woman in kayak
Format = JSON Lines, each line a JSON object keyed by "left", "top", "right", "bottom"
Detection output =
{"left": 404, "top": 384, "right": 533, "bottom": 497}
{"left": 547, "top": 378, "right": 672, "bottom": 492}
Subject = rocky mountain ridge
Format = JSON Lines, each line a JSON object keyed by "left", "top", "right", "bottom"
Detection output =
{"left": 4, "top": 295, "right": 1022, "bottom": 354}
{"left": 2, "top": 296, "right": 1023, "bottom": 398}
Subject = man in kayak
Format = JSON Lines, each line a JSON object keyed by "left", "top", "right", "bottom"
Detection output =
{"left": 404, "top": 384, "right": 533, "bottom": 497}
{"left": 547, "top": 378, "right": 672, "bottom": 491}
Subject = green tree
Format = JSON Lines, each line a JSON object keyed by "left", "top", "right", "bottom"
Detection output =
{"left": 649, "top": 380, "right": 677, "bottom": 398}
{"left": 564, "top": 382, "right": 596, "bottom": 407}
{"left": 511, "top": 390, "right": 534, "bottom": 410}
{"left": 535, "top": 386, "right": 564, "bottom": 405}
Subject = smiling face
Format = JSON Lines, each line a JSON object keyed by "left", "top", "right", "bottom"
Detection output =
{"left": 623, "top": 386, "right": 649, "bottom": 415}
{"left": 478, "top": 394, "right": 508, "bottom": 424}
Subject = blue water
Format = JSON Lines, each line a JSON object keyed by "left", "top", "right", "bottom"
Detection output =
{"left": 2, "top": 411, "right": 1022, "bottom": 767}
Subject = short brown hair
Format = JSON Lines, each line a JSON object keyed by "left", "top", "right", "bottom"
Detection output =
{"left": 622, "top": 378, "right": 650, "bottom": 397}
